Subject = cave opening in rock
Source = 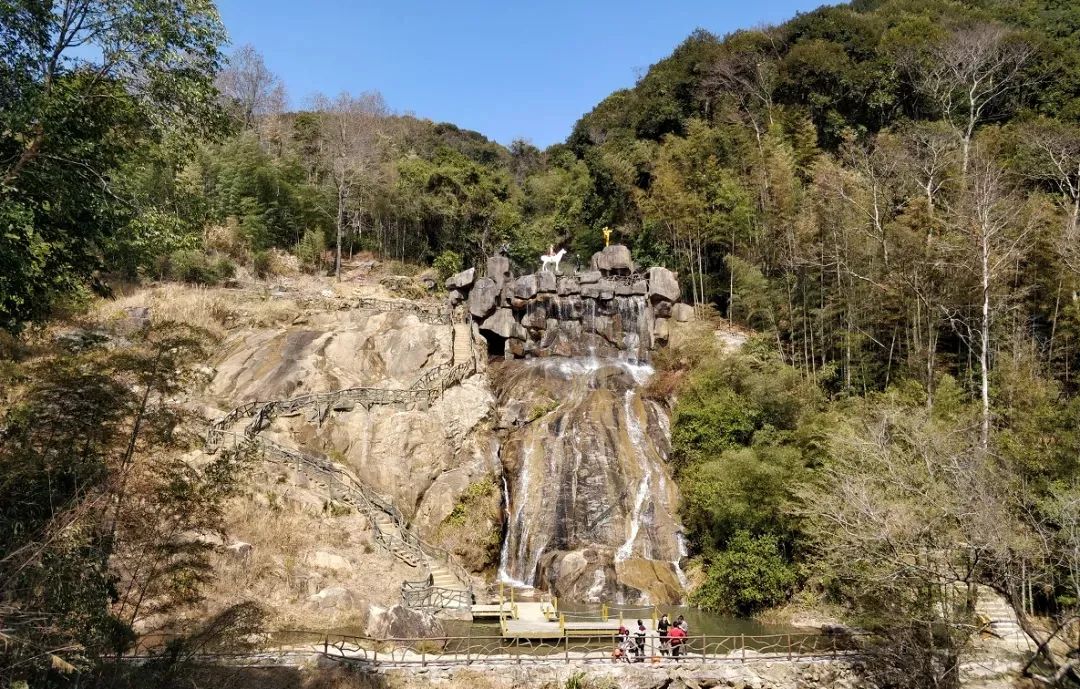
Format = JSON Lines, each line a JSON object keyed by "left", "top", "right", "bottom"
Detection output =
{"left": 480, "top": 329, "right": 506, "bottom": 360}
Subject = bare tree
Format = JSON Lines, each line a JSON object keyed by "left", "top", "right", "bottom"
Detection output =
{"left": 1017, "top": 120, "right": 1080, "bottom": 274}
{"left": 895, "top": 121, "right": 959, "bottom": 220}
{"left": 947, "top": 150, "right": 1032, "bottom": 451}
{"left": 311, "top": 91, "right": 388, "bottom": 279}
{"left": 699, "top": 37, "right": 779, "bottom": 141}
{"left": 909, "top": 23, "right": 1036, "bottom": 175}
{"left": 215, "top": 44, "right": 286, "bottom": 129}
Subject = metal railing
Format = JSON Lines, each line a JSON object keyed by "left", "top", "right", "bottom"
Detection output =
{"left": 206, "top": 359, "right": 477, "bottom": 440}
{"left": 602, "top": 273, "right": 648, "bottom": 287}
{"left": 400, "top": 585, "right": 472, "bottom": 611}
{"left": 310, "top": 631, "right": 859, "bottom": 668}
{"left": 354, "top": 297, "right": 450, "bottom": 325}
{"left": 207, "top": 430, "right": 474, "bottom": 609}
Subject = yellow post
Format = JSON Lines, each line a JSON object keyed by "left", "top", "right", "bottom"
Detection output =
{"left": 552, "top": 595, "right": 558, "bottom": 612}
{"left": 559, "top": 613, "right": 565, "bottom": 632}
{"left": 652, "top": 606, "right": 658, "bottom": 629}
{"left": 601, "top": 603, "right": 608, "bottom": 622}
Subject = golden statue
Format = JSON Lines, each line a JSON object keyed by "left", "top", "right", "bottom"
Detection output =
{"left": 602, "top": 226, "right": 612, "bottom": 247}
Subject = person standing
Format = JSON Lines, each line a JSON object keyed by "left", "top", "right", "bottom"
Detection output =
{"left": 668, "top": 623, "right": 686, "bottom": 660}
{"left": 634, "top": 619, "right": 647, "bottom": 662}
{"left": 657, "top": 613, "right": 671, "bottom": 656}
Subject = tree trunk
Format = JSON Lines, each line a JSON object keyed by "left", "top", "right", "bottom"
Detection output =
{"left": 335, "top": 183, "right": 345, "bottom": 280}
{"left": 979, "top": 232, "right": 991, "bottom": 452}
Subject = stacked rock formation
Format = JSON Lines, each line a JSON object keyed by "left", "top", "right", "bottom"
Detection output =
{"left": 445, "top": 245, "right": 691, "bottom": 361}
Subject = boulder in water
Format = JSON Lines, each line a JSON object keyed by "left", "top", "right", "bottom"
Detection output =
{"left": 521, "top": 302, "right": 547, "bottom": 330}
{"left": 365, "top": 604, "right": 443, "bottom": 639}
{"left": 578, "top": 270, "right": 601, "bottom": 284}
{"left": 648, "top": 267, "right": 680, "bottom": 303}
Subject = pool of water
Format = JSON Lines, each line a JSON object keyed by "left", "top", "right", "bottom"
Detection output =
{"left": 446, "top": 601, "right": 807, "bottom": 639}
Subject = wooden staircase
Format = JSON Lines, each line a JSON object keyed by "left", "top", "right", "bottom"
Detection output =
{"left": 453, "top": 323, "right": 473, "bottom": 366}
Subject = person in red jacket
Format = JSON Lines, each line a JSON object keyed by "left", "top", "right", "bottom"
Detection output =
{"left": 668, "top": 623, "right": 686, "bottom": 660}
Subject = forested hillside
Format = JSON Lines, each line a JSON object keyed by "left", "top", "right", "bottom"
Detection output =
{"left": 6, "top": 0, "right": 1080, "bottom": 686}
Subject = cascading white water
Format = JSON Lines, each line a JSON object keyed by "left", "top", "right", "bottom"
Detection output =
{"left": 495, "top": 355, "right": 684, "bottom": 602}
{"left": 500, "top": 439, "right": 551, "bottom": 587}
{"left": 497, "top": 474, "right": 530, "bottom": 587}
{"left": 616, "top": 390, "right": 653, "bottom": 561}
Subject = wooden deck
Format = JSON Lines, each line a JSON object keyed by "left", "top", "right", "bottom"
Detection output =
{"left": 471, "top": 602, "right": 514, "bottom": 619}
{"left": 498, "top": 600, "right": 622, "bottom": 639}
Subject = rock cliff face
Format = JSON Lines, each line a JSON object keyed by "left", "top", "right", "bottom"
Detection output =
{"left": 207, "top": 307, "right": 497, "bottom": 537}
{"left": 448, "top": 247, "right": 682, "bottom": 361}
{"left": 493, "top": 357, "right": 684, "bottom": 604}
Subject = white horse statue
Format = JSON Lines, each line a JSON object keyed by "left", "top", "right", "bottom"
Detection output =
{"left": 540, "top": 248, "right": 566, "bottom": 274}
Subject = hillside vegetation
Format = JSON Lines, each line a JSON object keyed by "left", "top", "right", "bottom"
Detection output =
{"left": 5, "top": 0, "right": 1080, "bottom": 687}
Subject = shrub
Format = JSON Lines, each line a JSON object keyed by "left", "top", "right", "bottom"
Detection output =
{"left": 432, "top": 250, "right": 463, "bottom": 281}
{"left": 296, "top": 229, "right": 326, "bottom": 273}
{"left": 252, "top": 250, "right": 274, "bottom": 279}
{"left": 690, "top": 531, "right": 797, "bottom": 616}
{"left": 159, "top": 250, "right": 235, "bottom": 285}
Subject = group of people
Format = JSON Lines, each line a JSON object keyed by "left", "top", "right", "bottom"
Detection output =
{"left": 614, "top": 614, "right": 689, "bottom": 663}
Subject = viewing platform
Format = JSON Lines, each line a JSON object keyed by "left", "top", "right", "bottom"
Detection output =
{"left": 489, "top": 587, "right": 653, "bottom": 640}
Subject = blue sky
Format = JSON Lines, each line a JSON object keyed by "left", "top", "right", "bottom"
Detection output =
{"left": 216, "top": 0, "right": 828, "bottom": 148}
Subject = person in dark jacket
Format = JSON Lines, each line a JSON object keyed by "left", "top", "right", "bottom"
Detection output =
{"left": 657, "top": 613, "right": 671, "bottom": 655}
{"left": 634, "top": 620, "right": 647, "bottom": 661}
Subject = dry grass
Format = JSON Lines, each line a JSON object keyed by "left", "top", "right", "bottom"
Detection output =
{"left": 88, "top": 283, "right": 308, "bottom": 338}
{"left": 194, "top": 476, "right": 416, "bottom": 633}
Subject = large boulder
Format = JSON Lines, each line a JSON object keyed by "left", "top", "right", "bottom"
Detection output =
{"left": 672, "top": 303, "right": 694, "bottom": 322}
{"left": 307, "top": 586, "right": 355, "bottom": 611}
{"left": 480, "top": 308, "right": 517, "bottom": 338}
{"left": 647, "top": 267, "right": 679, "bottom": 303}
{"left": 538, "top": 270, "right": 556, "bottom": 293}
{"left": 444, "top": 267, "right": 476, "bottom": 291}
{"left": 513, "top": 274, "right": 539, "bottom": 300}
{"left": 468, "top": 277, "right": 499, "bottom": 319}
{"left": 486, "top": 254, "right": 511, "bottom": 286}
{"left": 590, "top": 244, "right": 634, "bottom": 274}
{"left": 557, "top": 277, "right": 580, "bottom": 296}
{"left": 365, "top": 604, "right": 444, "bottom": 639}
{"left": 521, "top": 302, "right": 547, "bottom": 330}
{"left": 578, "top": 270, "right": 601, "bottom": 285}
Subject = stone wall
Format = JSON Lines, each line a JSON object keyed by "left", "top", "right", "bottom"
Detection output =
{"left": 446, "top": 245, "right": 693, "bottom": 361}
{"left": 377, "top": 660, "right": 865, "bottom": 689}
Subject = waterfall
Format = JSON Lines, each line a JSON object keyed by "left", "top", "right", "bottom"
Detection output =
{"left": 494, "top": 356, "right": 684, "bottom": 602}
{"left": 497, "top": 474, "right": 529, "bottom": 587}
{"left": 616, "top": 390, "right": 652, "bottom": 562}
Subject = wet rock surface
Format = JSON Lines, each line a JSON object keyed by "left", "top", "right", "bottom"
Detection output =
{"left": 493, "top": 357, "right": 684, "bottom": 603}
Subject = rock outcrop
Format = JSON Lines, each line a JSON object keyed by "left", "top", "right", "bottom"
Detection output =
{"left": 451, "top": 245, "right": 688, "bottom": 361}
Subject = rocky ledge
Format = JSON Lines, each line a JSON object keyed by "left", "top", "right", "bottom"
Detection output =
{"left": 446, "top": 245, "right": 693, "bottom": 360}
